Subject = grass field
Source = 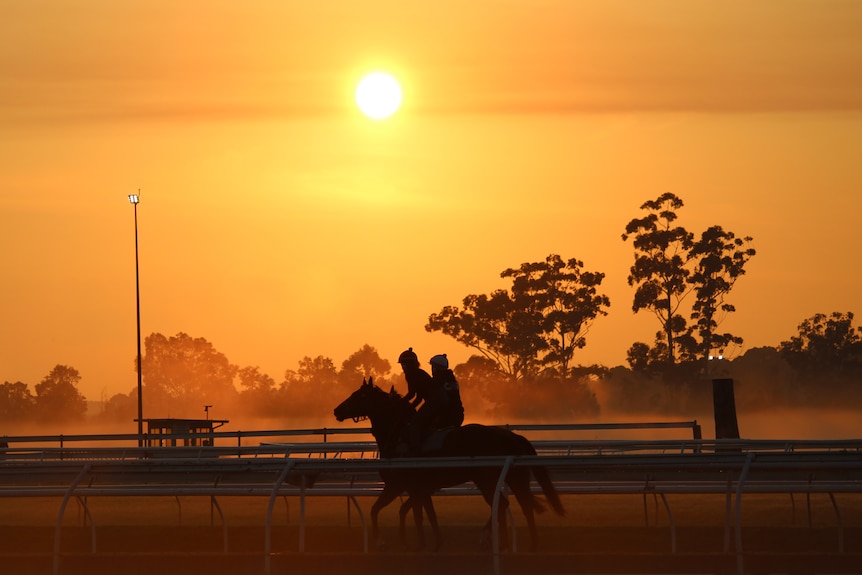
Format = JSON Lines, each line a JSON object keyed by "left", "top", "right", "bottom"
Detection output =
{"left": 1, "top": 492, "right": 861, "bottom": 574}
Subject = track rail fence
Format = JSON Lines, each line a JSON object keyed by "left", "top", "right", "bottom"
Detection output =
{"left": 2, "top": 425, "right": 861, "bottom": 575}
{"left": 0, "top": 420, "right": 703, "bottom": 449}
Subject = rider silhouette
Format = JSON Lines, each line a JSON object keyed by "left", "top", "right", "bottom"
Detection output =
{"left": 429, "top": 354, "right": 464, "bottom": 428}
{"left": 398, "top": 347, "right": 447, "bottom": 455}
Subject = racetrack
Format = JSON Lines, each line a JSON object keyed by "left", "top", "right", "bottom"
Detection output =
{"left": 2, "top": 493, "right": 861, "bottom": 574}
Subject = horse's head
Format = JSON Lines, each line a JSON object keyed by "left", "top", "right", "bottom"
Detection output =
{"left": 333, "top": 377, "right": 388, "bottom": 423}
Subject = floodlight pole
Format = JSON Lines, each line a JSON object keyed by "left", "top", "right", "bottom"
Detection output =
{"left": 129, "top": 192, "right": 144, "bottom": 446}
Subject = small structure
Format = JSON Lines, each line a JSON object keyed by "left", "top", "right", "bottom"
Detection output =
{"left": 138, "top": 418, "right": 228, "bottom": 447}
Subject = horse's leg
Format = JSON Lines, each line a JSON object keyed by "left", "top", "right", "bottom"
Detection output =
{"left": 398, "top": 494, "right": 428, "bottom": 551}
{"left": 478, "top": 498, "right": 510, "bottom": 551}
{"left": 508, "top": 469, "right": 539, "bottom": 552}
{"left": 412, "top": 496, "right": 426, "bottom": 551}
{"left": 478, "top": 516, "right": 493, "bottom": 549}
{"left": 398, "top": 497, "right": 412, "bottom": 549}
{"left": 496, "top": 494, "right": 510, "bottom": 551}
{"left": 423, "top": 495, "right": 442, "bottom": 552}
{"left": 475, "top": 479, "right": 511, "bottom": 551}
{"left": 370, "top": 485, "right": 402, "bottom": 551}
{"left": 474, "top": 480, "right": 494, "bottom": 548}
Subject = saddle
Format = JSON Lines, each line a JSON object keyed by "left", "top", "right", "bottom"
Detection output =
{"left": 419, "top": 427, "right": 455, "bottom": 454}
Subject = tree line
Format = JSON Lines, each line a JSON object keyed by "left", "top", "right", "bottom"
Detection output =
{"left": 426, "top": 192, "right": 756, "bottom": 381}
{"left": 3, "top": 308, "right": 859, "bottom": 427}
{"left": 3, "top": 194, "right": 859, "bottom": 427}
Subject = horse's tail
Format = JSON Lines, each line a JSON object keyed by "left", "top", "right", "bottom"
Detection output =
{"left": 513, "top": 431, "right": 565, "bottom": 517}
{"left": 531, "top": 465, "right": 566, "bottom": 517}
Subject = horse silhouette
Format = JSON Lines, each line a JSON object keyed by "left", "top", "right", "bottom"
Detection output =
{"left": 333, "top": 377, "right": 565, "bottom": 552}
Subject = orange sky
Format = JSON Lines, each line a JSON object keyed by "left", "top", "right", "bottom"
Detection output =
{"left": 2, "top": 1, "right": 862, "bottom": 403}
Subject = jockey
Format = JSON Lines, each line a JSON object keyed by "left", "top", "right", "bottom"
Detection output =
{"left": 429, "top": 354, "right": 464, "bottom": 428}
{"left": 397, "top": 347, "right": 447, "bottom": 455}
{"left": 399, "top": 348, "right": 436, "bottom": 409}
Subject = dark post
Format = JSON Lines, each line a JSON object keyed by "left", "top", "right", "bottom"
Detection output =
{"left": 712, "top": 378, "right": 740, "bottom": 440}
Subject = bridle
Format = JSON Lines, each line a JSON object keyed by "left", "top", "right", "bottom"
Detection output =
{"left": 337, "top": 384, "right": 415, "bottom": 447}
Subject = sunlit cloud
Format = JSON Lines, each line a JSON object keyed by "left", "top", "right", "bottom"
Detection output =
{"left": 3, "top": 0, "right": 862, "bottom": 128}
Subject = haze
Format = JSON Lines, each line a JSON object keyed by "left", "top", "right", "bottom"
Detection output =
{"left": 2, "top": 1, "right": 861, "bottom": 404}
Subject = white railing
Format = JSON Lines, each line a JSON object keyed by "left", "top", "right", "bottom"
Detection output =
{"left": 0, "top": 420, "right": 703, "bottom": 449}
{"left": 1, "top": 430, "right": 861, "bottom": 575}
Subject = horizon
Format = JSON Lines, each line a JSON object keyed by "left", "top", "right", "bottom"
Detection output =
{"left": 2, "top": 1, "right": 862, "bottom": 401}
{"left": 4, "top": 402, "right": 861, "bottom": 442}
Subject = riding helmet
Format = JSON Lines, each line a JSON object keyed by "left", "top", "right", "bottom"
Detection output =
{"left": 429, "top": 354, "right": 448, "bottom": 369}
{"left": 398, "top": 347, "right": 419, "bottom": 365}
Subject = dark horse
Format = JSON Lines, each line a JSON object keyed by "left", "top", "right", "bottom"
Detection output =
{"left": 333, "top": 378, "right": 565, "bottom": 552}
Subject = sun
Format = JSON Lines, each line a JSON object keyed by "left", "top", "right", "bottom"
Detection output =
{"left": 355, "top": 72, "right": 402, "bottom": 120}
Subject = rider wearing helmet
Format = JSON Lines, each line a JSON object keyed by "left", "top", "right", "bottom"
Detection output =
{"left": 399, "top": 348, "right": 436, "bottom": 409}
{"left": 429, "top": 353, "right": 464, "bottom": 428}
{"left": 398, "top": 347, "right": 447, "bottom": 455}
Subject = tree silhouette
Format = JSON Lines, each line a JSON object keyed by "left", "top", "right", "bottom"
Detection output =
{"left": 502, "top": 255, "right": 610, "bottom": 377}
{"left": 729, "top": 346, "right": 798, "bottom": 409}
{"left": 623, "top": 194, "right": 755, "bottom": 370}
{"left": 779, "top": 312, "right": 862, "bottom": 377}
{"left": 453, "top": 355, "right": 504, "bottom": 415}
{"left": 689, "top": 225, "right": 756, "bottom": 360}
{"left": 0, "top": 381, "right": 36, "bottom": 422}
{"left": 622, "top": 193, "right": 694, "bottom": 365}
{"left": 339, "top": 344, "right": 392, "bottom": 385}
{"left": 281, "top": 355, "right": 340, "bottom": 417}
{"left": 238, "top": 366, "right": 277, "bottom": 394}
{"left": 34, "top": 365, "right": 87, "bottom": 422}
{"left": 237, "top": 366, "right": 278, "bottom": 416}
{"left": 426, "top": 254, "right": 610, "bottom": 381}
{"left": 428, "top": 289, "right": 539, "bottom": 381}
{"left": 100, "top": 390, "right": 137, "bottom": 423}
{"left": 142, "top": 332, "right": 239, "bottom": 416}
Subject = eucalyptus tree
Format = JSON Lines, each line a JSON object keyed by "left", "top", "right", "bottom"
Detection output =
{"left": 34, "top": 364, "right": 88, "bottom": 422}
{"left": 426, "top": 254, "right": 610, "bottom": 381}
{"left": 280, "top": 355, "right": 341, "bottom": 416}
{"left": 779, "top": 311, "right": 862, "bottom": 376}
{"left": 501, "top": 254, "right": 611, "bottom": 377}
{"left": 143, "top": 332, "right": 239, "bottom": 414}
{"left": 237, "top": 365, "right": 278, "bottom": 415}
{"left": 339, "top": 344, "right": 392, "bottom": 388}
{"left": 622, "top": 193, "right": 694, "bottom": 365}
{"left": 426, "top": 290, "right": 541, "bottom": 381}
{"left": 623, "top": 193, "right": 755, "bottom": 369}
{"left": 688, "top": 225, "right": 756, "bottom": 359}
{"left": 0, "top": 381, "right": 36, "bottom": 421}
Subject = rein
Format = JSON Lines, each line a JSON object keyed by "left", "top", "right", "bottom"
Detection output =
{"left": 337, "top": 383, "right": 417, "bottom": 457}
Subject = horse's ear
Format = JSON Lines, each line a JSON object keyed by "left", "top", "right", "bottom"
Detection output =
{"left": 389, "top": 386, "right": 396, "bottom": 395}
{"left": 367, "top": 376, "right": 374, "bottom": 387}
{"left": 361, "top": 377, "right": 367, "bottom": 386}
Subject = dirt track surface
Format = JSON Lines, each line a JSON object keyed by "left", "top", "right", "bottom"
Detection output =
{"left": 2, "top": 494, "right": 861, "bottom": 574}
{"left": 3, "top": 527, "right": 862, "bottom": 575}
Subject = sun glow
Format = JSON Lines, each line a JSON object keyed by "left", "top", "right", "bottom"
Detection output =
{"left": 355, "top": 72, "right": 402, "bottom": 119}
